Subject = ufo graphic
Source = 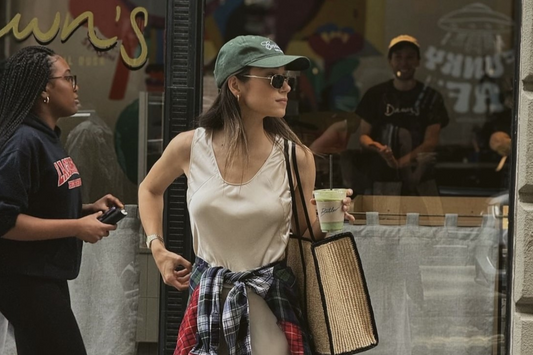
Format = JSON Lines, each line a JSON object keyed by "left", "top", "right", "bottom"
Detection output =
{"left": 437, "top": 3, "right": 514, "bottom": 54}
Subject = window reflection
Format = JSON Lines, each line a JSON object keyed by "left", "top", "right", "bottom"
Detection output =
{"left": 203, "top": 1, "right": 514, "bottom": 355}
{"left": 204, "top": 1, "right": 514, "bottom": 197}
{"left": 0, "top": 0, "right": 514, "bottom": 354}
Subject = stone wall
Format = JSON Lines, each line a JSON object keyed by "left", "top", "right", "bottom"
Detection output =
{"left": 512, "top": 2, "right": 533, "bottom": 354}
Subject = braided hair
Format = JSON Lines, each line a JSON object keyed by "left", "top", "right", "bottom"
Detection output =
{"left": 0, "top": 46, "right": 56, "bottom": 150}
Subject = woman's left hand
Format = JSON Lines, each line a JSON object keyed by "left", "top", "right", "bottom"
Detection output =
{"left": 85, "top": 194, "right": 125, "bottom": 214}
{"left": 311, "top": 188, "right": 356, "bottom": 224}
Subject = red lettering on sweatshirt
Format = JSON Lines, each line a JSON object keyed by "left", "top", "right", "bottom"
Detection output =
{"left": 54, "top": 157, "right": 80, "bottom": 187}
{"left": 68, "top": 178, "right": 82, "bottom": 189}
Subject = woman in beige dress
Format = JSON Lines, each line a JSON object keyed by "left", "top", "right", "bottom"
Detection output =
{"left": 138, "top": 35, "right": 354, "bottom": 355}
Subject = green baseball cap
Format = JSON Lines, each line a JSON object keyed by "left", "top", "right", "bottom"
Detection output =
{"left": 214, "top": 35, "right": 311, "bottom": 88}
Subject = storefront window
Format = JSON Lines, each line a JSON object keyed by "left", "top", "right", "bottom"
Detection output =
{"left": 203, "top": 1, "right": 514, "bottom": 354}
{"left": 0, "top": 0, "right": 515, "bottom": 354}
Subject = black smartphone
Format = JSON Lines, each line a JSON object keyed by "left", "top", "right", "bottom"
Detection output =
{"left": 98, "top": 206, "right": 127, "bottom": 225}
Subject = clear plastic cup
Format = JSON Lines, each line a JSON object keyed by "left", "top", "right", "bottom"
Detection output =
{"left": 313, "top": 189, "right": 347, "bottom": 233}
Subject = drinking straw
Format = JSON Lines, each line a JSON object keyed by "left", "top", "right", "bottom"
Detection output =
{"left": 329, "top": 154, "right": 333, "bottom": 189}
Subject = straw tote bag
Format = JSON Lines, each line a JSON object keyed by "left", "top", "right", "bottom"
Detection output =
{"left": 283, "top": 140, "right": 378, "bottom": 355}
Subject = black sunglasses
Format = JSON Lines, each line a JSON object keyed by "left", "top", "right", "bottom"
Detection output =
{"left": 241, "top": 74, "right": 296, "bottom": 89}
{"left": 49, "top": 75, "right": 77, "bottom": 89}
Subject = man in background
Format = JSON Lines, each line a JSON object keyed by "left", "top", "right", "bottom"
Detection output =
{"left": 357, "top": 35, "right": 449, "bottom": 195}
{"left": 310, "top": 35, "right": 449, "bottom": 196}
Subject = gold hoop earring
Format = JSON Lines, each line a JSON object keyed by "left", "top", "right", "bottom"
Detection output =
{"left": 43, "top": 96, "right": 50, "bottom": 104}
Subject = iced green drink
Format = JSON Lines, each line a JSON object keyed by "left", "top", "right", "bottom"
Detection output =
{"left": 313, "top": 189, "right": 346, "bottom": 232}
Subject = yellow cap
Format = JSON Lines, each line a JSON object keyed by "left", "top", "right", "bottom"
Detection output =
{"left": 388, "top": 35, "right": 419, "bottom": 49}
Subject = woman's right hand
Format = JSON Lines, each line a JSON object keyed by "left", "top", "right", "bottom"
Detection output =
{"left": 151, "top": 245, "right": 192, "bottom": 291}
{"left": 75, "top": 211, "right": 117, "bottom": 243}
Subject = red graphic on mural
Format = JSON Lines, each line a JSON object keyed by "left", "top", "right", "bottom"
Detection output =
{"left": 69, "top": 0, "right": 145, "bottom": 100}
{"left": 308, "top": 27, "right": 364, "bottom": 69}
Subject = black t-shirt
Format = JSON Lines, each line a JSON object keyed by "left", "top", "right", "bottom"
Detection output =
{"left": 0, "top": 114, "right": 83, "bottom": 280}
{"left": 356, "top": 79, "right": 449, "bottom": 149}
{"left": 355, "top": 80, "right": 449, "bottom": 188}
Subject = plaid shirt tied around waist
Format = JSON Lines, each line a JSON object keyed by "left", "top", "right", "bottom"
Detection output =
{"left": 174, "top": 257, "right": 312, "bottom": 355}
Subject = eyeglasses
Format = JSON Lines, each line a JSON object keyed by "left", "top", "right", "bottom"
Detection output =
{"left": 49, "top": 75, "right": 77, "bottom": 89}
{"left": 241, "top": 74, "right": 295, "bottom": 89}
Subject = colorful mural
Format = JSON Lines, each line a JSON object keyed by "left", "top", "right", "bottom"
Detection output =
{"left": 204, "top": 0, "right": 381, "bottom": 113}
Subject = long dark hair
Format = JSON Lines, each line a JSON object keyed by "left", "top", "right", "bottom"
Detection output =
{"left": 198, "top": 67, "right": 304, "bottom": 173}
{"left": 0, "top": 46, "right": 56, "bottom": 150}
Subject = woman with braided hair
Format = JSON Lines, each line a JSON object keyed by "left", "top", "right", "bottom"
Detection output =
{"left": 0, "top": 46, "right": 123, "bottom": 355}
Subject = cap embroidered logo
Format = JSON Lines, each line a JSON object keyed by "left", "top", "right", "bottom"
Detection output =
{"left": 260, "top": 41, "right": 283, "bottom": 53}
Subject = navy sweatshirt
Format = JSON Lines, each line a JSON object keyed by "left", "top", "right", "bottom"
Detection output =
{"left": 0, "top": 113, "right": 83, "bottom": 280}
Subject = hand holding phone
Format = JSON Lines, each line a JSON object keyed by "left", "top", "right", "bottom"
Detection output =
{"left": 98, "top": 206, "right": 127, "bottom": 225}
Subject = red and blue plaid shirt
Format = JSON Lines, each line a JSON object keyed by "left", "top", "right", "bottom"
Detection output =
{"left": 174, "top": 257, "right": 312, "bottom": 355}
